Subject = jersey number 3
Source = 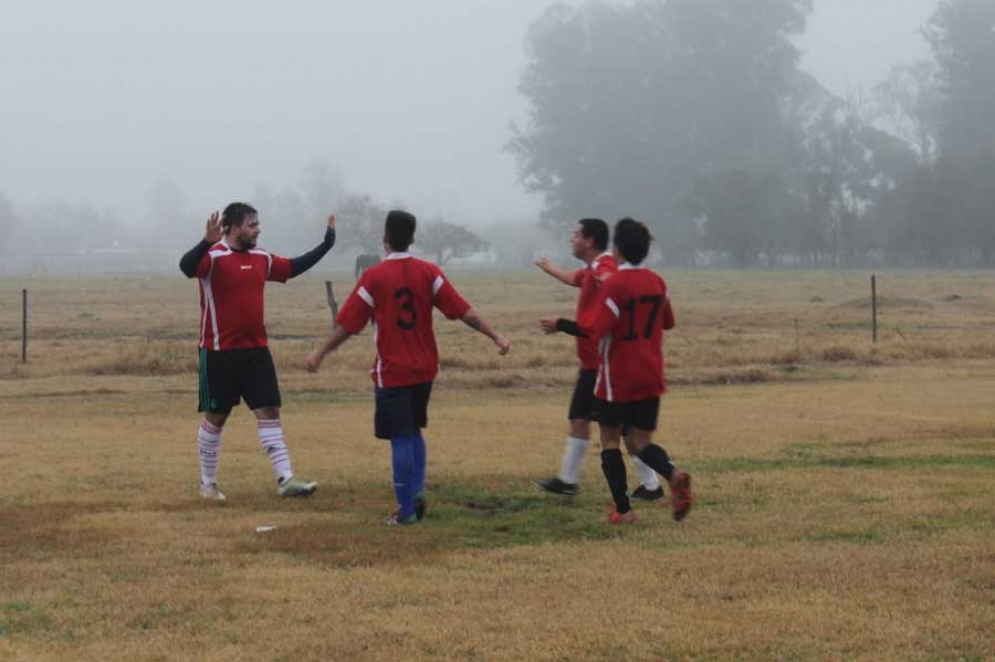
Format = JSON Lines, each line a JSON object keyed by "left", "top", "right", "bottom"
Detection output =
{"left": 395, "top": 288, "right": 417, "bottom": 330}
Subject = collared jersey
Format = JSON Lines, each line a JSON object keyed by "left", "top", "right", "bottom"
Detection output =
{"left": 572, "top": 253, "right": 617, "bottom": 369}
{"left": 194, "top": 240, "right": 292, "bottom": 350}
{"left": 579, "top": 265, "right": 676, "bottom": 402}
{"left": 336, "top": 253, "right": 472, "bottom": 388}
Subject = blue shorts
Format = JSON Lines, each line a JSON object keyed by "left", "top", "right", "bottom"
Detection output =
{"left": 374, "top": 381, "right": 433, "bottom": 440}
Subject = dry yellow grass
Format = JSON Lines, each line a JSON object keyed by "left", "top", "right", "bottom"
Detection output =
{"left": 1, "top": 269, "right": 994, "bottom": 661}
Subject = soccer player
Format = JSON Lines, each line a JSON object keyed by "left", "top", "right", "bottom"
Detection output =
{"left": 179, "top": 202, "right": 336, "bottom": 502}
{"left": 305, "top": 210, "right": 511, "bottom": 526}
{"left": 540, "top": 218, "right": 691, "bottom": 523}
{"left": 532, "top": 218, "right": 663, "bottom": 500}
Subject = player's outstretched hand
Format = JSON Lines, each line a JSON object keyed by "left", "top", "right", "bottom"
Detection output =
{"left": 494, "top": 335, "right": 511, "bottom": 355}
{"left": 326, "top": 214, "right": 336, "bottom": 230}
{"left": 305, "top": 349, "right": 324, "bottom": 373}
{"left": 539, "top": 317, "right": 558, "bottom": 335}
{"left": 534, "top": 257, "right": 552, "bottom": 273}
{"left": 204, "top": 211, "right": 222, "bottom": 243}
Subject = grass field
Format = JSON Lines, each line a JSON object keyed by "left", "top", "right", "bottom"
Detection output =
{"left": 1, "top": 269, "right": 994, "bottom": 661}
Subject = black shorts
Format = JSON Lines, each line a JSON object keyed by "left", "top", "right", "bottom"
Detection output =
{"left": 198, "top": 347, "right": 282, "bottom": 413}
{"left": 568, "top": 368, "right": 598, "bottom": 421}
{"left": 374, "top": 381, "right": 432, "bottom": 440}
{"left": 593, "top": 397, "right": 660, "bottom": 432}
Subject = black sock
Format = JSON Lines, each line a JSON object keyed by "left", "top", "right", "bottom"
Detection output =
{"left": 601, "top": 449, "right": 631, "bottom": 513}
{"left": 638, "top": 444, "right": 675, "bottom": 483}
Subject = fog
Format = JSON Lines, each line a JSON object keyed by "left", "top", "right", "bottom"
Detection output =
{"left": 0, "top": 1, "right": 547, "bottom": 220}
{"left": 2, "top": 0, "right": 989, "bottom": 271}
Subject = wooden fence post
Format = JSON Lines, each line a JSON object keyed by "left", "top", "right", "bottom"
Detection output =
{"left": 871, "top": 274, "right": 878, "bottom": 344}
{"left": 325, "top": 281, "right": 338, "bottom": 327}
{"left": 22, "top": 288, "right": 27, "bottom": 363}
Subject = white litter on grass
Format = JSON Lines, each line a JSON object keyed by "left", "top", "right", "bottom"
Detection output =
{"left": 255, "top": 525, "right": 278, "bottom": 533}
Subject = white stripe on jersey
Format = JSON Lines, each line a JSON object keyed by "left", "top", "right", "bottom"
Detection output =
{"left": 202, "top": 273, "right": 221, "bottom": 350}
{"left": 199, "top": 248, "right": 231, "bottom": 350}
{"left": 605, "top": 297, "right": 620, "bottom": 318}
{"left": 372, "top": 321, "right": 383, "bottom": 387}
{"left": 249, "top": 249, "right": 273, "bottom": 277}
{"left": 358, "top": 286, "right": 374, "bottom": 308}
{"left": 431, "top": 275, "right": 444, "bottom": 297}
{"left": 599, "top": 332, "right": 614, "bottom": 401}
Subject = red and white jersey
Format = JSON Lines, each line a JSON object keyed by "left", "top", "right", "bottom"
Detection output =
{"left": 573, "top": 252, "right": 617, "bottom": 369}
{"left": 194, "top": 239, "right": 292, "bottom": 350}
{"left": 579, "top": 264, "right": 676, "bottom": 402}
{"left": 336, "top": 253, "right": 471, "bottom": 388}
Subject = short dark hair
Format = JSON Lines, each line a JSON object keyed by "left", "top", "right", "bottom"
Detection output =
{"left": 613, "top": 217, "right": 652, "bottom": 265}
{"left": 578, "top": 218, "right": 609, "bottom": 251}
{"left": 385, "top": 210, "right": 416, "bottom": 251}
{"left": 222, "top": 202, "right": 257, "bottom": 231}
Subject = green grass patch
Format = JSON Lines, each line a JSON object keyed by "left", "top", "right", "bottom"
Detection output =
{"left": 1, "top": 601, "right": 53, "bottom": 636}
{"left": 429, "top": 481, "right": 625, "bottom": 548}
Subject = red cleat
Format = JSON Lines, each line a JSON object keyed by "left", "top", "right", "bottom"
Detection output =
{"left": 606, "top": 505, "right": 638, "bottom": 525}
{"left": 670, "top": 472, "right": 692, "bottom": 521}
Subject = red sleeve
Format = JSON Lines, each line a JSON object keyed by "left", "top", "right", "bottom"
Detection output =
{"left": 593, "top": 261, "right": 615, "bottom": 282}
{"left": 571, "top": 270, "right": 584, "bottom": 287}
{"left": 578, "top": 281, "right": 620, "bottom": 341}
{"left": 432, "top": 268, "right": 471, "bottom": 320}
{"left": 267, "top": 255, "right": 292, "bottom": 283}
{"left": 663, "top": 292, "right": 675, "bottom": 330}
{"left": 336, "top": 276, "right": 374, "bottom": 334}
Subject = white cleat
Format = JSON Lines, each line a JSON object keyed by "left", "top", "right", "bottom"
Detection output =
{"left": 277, "top": 476, "right": 318, "bottom": 497}
{"left": 200, "top": 482, "right": 227, "bottom": 502}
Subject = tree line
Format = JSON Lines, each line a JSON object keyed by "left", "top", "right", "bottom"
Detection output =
{"left": 509, "top": 0, "right": 995, "bottom": 268}
{"left": 0, "top": 162, "right": 492, "bottom": 272}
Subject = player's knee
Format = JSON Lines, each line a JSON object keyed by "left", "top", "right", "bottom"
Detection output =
{"left": 623, "top": 432, "right": 650, "bottom": 455}
{"left": 205, "top": 411, "right": 229, "bottom": 428}
{"left": 568, "top": 419, "right": 590, "bottom": 439}
{"left": 254, "top": 406, "right": 281, "bottom": 421}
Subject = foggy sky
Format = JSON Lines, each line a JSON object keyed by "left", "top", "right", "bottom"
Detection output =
{"left": 0, "top": 0, "right": 939, "bottom": 225}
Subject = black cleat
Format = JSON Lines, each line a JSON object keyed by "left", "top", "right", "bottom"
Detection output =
{"left": 533, "top": 477, "right": 579, "bottom": 497}
{"left": 630, "top": 484, "right": 665, "bottom": 501}
{"left": 414, "top": 495, "right": 427, "bottom": 521}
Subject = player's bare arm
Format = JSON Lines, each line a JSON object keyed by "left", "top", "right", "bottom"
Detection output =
{"left": 306, "top": 324, "right": 353, "bottom": 373}
{"left": 535, "top": 258, "right": 580, "bottom": 287}
{"left": 461, "top": 309, "right": 511, "bottom": 355}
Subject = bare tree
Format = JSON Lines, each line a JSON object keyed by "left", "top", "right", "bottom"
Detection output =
{"left": 417, "top": 221, "right": 489, "bottom": 265}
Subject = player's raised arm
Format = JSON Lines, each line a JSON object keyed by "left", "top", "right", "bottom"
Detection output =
{"left": 179, "top": 211, "right": 222, "bottom": 277}
{"left": 535, "top": 257, "right": 580, "bottom": 287}
{"left": 288, "top": 214, "right": 337, "bottom": 278}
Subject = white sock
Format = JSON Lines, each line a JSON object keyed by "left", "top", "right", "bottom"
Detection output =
{"left": 558, "top": 436, "right": 590, "bottom": 484}
{"left": 257, "top": 419, "right": 293, "bottom": 483}
{"left": 631, "top": 455, "right": 661, "bottom": 490}
{"left": 198, "top": 420, "right": 223, "bottom": 485}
